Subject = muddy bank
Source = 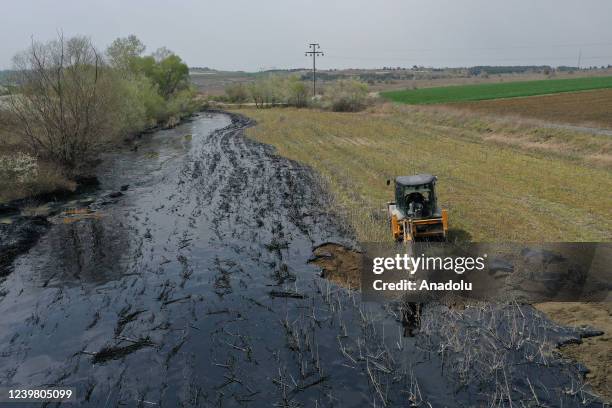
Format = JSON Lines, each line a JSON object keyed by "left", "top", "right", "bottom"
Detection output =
{"left": 309, "top": 243, "right": 362, "bottom": 289}
{"left": 536, "top": 302, "right": 612, "bottom": 402}
{"left": 0, "top": 112, "right": 198, "bottom": 276}
{"left": 0, "top": 181, "right": 101, "bottom": 276}
{"left": 0, "top": 112, "right": 606, "bottom": 407}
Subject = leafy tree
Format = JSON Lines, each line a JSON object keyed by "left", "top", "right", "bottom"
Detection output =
{"left": 285, "top": 76, "right": 309, "bottom": 107}
{"left": 131, "top": 54, "right": 189, "bottom": 98}
{"left": 112, "top": 74, "right": 165, "bottom": 134}
{"left": 247, "top": 81, "right": 265, "bottom": 108}
{"left": 246, "top": 76, "right": 280, "bottom": 107}
{"left": 155, "top": 54, "right": 190, "bottom": 97}
{"left": 106, "top": 35, "right": 145, "bottom": 71}
{"left": 165, "top": 88, "right": 198, "bottom": 118}
{"left": 130, "top": 55, "right": 156, "bottom": 76}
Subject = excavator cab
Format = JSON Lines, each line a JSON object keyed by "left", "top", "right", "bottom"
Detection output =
{"left": 387, "top": 174, "right": 448, "bottom": 242}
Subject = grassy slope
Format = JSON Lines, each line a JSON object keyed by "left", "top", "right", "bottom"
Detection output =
{"left": 237, "top": 106, "right": 612, "bottom": 242}
{"left": 381, "top": 76, "right": 612, "bottom": 104}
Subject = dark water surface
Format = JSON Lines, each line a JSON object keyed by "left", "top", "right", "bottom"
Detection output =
{"left": 0, "top": 113, "right": 604, "bottom": 407}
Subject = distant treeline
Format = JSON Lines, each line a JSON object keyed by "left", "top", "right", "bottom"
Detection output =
{"left": 469, "top": 66, "right": 557, "bottom": 76}
{"left": 0, "top": 71, "right": 16, "bottom": 93}
{"left": 0, "top": 70, "right": 15, "bottom": 80}
{"left": 301, "top": 65, "right": 610, "bottom": 84}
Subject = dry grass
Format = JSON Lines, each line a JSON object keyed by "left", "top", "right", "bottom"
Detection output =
{"left": 452, "top": 88, "right": 612, "bottom": 129}
{"left": 0, "top": 121, "right": 74, "bottom": 204}
{"left": 237, "top": 105, "right": 612, "bottom": 242}
{"left": 383, "top": 104, "right": 612, "bottom": 167}
{"left": 0, "top": 160, "right": 75, "bottom": 204}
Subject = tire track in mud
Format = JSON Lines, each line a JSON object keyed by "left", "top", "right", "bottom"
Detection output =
{"left": 0, "top": 112, "right": 605, "bottom": 407}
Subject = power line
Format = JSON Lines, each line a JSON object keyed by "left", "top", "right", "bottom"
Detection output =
{"left": 305, "top": 43, "right": 324, "bottom": 96}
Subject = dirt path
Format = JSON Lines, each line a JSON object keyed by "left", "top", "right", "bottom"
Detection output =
{"left": 541, "top": 123, "right": 612, "bottom": 137}
{"left": 0, "top": 112, "right": 606, "bottom": 407}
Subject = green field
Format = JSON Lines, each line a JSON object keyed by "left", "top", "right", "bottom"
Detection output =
{"left": 381, "top": 76, "right": 612, "bottom": 104}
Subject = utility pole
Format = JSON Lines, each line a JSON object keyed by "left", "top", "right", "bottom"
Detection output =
{"left": 305, "top": 43, "right": 324, "bottom": 96}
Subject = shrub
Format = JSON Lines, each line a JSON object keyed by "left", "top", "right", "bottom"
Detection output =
{"left": 0, "top": 152, "right": 38, "bottom": 184}
{"left": 285, "top": 76, "right": 310, "bottom": 108}
{"left": 112, "top": 75, "right": 164, "bottom": 134}
{"left": 0, "top": 154, "right": 74, "bottom": 203}
{"left": 225, "top": 83, "right": 249, "bottom": 103}
{"left": 7, "top": 35, "right": 118, "bottom": 171}
{"left": 322, "top": 79, "right": 370, "bottom": 112}
{"left": 165, "top": 88, "right": 199, "bottom": 118}
{"left": 247, "top": 76, "right": 285, "bottom": 107}
{"left": 231, "top": 75, "right": 309, "bottom": 108}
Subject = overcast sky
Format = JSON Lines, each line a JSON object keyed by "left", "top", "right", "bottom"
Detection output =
{"left": 2, "top": 0, "right": 612, "bottom": 71}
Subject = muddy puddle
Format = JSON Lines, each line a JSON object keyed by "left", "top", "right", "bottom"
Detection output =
{"left": 0, "top": 112, "right": 606, "bottom": 407}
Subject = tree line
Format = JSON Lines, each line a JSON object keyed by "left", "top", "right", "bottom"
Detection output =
{"left": 1, "top": 34, "right": 196, "bottom": 174}
{"left": 222, "top": 76, "right": 372, "bottom": 112}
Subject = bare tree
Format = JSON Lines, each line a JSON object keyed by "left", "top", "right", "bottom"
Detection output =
{"left": 6, "top": 34, "right": 118, "bottom": 171}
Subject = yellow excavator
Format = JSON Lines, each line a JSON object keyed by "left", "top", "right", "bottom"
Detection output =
{"left": 387, "top": 174, "right": 448, "bottom": 242}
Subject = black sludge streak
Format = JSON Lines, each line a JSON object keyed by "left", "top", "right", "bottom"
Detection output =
{"left": 0, "top": 112, "right": 604, "bottom": 407}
